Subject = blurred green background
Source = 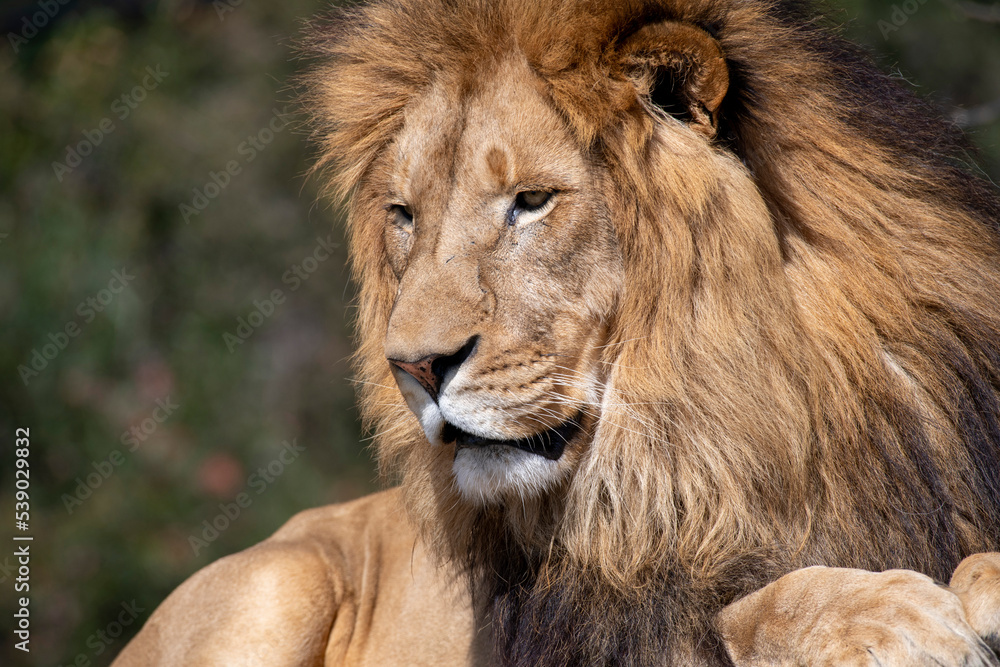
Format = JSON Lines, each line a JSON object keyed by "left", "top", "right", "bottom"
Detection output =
{"left": 0, "top": 0, "right": 997, "bottom": 664}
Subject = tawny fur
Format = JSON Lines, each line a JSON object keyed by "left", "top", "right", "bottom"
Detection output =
{"left": 952, "top": 553, "right": 1000, "bottom": 653}
{"left": 300, "top": 0, "right": 1000, "bottom": 664}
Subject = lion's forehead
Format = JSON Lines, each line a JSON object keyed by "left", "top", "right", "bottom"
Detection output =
{"left": 390, "top": 57, "right": 588, "bottom": 209}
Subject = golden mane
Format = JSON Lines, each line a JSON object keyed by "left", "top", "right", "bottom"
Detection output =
{"left": 302, "top": 0, "right": 1000, "bottom": 660}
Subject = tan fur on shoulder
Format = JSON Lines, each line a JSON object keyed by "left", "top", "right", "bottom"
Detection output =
{"left": 112, "top": 490, "right": 484, "bottom": 665}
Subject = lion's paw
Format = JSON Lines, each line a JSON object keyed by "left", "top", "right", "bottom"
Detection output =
{"left": 716, "top": 565, "right": 999, "bottom": 667}
{"left": 952, "top": 553, "right": 1000, "bottom": 654}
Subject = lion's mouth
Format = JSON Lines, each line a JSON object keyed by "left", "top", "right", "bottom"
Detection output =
{"left": 441, "top": 413, "right": 583, "bottom": 461}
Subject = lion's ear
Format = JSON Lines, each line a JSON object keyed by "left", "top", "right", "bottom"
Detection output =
{"left": 619, "top": 21, "right": 729, "bottom": 139}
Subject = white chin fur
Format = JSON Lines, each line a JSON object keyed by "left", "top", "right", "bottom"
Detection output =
{"left": 452, "top": 446, "right": 562, "bottom": 503}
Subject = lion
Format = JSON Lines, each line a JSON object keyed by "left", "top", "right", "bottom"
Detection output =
{"left": 113, "top": 0, "right": 1000, "bottom": 664}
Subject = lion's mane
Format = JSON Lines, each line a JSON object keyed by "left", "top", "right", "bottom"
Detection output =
{"left": 302, "top": 0, "right": 1000, "bottom": 663}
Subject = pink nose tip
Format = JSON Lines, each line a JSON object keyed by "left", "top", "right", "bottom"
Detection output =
{"left": 386, "top": 336, "right": 479, "bottom": 403}
{"left": 389, "top": 356, "right": 443, "bottom": 401}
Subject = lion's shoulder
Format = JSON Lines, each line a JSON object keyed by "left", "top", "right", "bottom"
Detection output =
{"left": 113, "top": 489, "right": 483, "bottom": 666}
{"left": 271, "top": 486, "right": 404, "bottom": 544}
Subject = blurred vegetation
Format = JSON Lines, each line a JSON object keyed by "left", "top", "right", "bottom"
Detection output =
{"left": 0, "top": 0, "right": 996, "bottom": 665}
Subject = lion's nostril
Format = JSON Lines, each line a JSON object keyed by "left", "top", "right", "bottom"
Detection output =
{"left": 430, "top": 336, "right": 477, "bottom": 385}
{"left": 389, "top": 336, "right": 479, "bottom": 402}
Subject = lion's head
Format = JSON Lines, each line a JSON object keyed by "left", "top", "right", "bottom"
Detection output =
{"left": 304, "top": 0, "right": 1000, "bottom": 663}
{"left": 376, "top": 51, "right": 622, "bottom": 502}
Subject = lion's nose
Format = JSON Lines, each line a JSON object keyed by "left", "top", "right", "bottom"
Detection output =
{"left": 388, "top": 336, "right": 478, "bottom": 402}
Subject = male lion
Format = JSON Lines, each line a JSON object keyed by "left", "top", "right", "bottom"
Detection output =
{"left": 115, "top": 0, "right": 1000, "bottom": 665}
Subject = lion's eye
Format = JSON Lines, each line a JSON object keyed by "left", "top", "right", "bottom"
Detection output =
{"left": 516, "top": 190, "right": 551, "bottom": 211}
{"left": 389, "top": 204, "right": 414, "bottom": 233}
{"left": 509, "top": 190, "right": 554, "bottom": 225}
